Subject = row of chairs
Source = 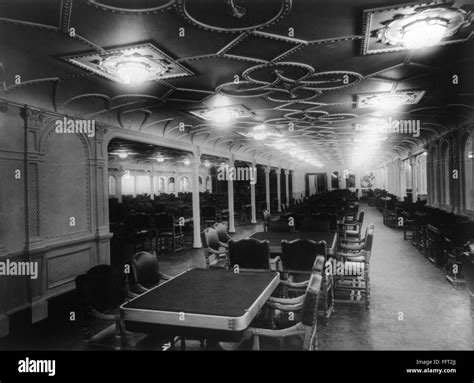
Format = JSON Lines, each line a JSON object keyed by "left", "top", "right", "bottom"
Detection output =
{"left": 125, "top": 212, "right": 185, "bottom": 254}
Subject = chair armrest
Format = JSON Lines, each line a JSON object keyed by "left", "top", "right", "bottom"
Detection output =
{"left": 159, "top": 273, "right": 174, "bottom": 280}
{"left": 208, "top": 248, "right": 228, "bottom": 256}
{"left": 336, "top": 250, "right": 365, "bottom": 259}
{"left": 339, "top": 243, "right": 364, "bottom": 251}
{"left": 268, "top": 294, "right": 305, "bottom": 305}
{"left": 88, "top": 307, "right": 117, "bottom": 321}
{"left": 246, "top": 323, "right": 303, "bottom": 338}
{"left": 132, "top": 283, "right": 149, "bottom": 294}
{"left": 219, "top": 241, "right": 229, "bottom": 249}
{"left": 269, "top": 256, "right": 282, "bottom": 272}
{"left": 279, "top": 279, "right": 309, "bottom": 288}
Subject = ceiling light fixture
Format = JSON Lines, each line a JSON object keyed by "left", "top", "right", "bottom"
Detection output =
{"left": 188, "top": 105, "right": 253, "bottom": 124}
{"left": 376, "top": 6, "right": 471, "bottom": 50}
{"left": 357, "top": 90, "right": 425, "bottom": 109}
{"left": 63, "top": 43, "right": 193, "bottom": 84}
{"left": 118, "top": 152, "right": 128, "bottom": 159}
{"left": 183, "top": 158, "right": 191, "bottom": 166}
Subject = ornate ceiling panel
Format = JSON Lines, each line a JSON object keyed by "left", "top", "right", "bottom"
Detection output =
{"left": 1, "top": 0, "right": 473, "bottom": 170}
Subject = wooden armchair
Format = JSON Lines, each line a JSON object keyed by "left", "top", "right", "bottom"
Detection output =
{"left": 339, "top": 225, "right": 370, "bottom": 252}
{"left": 155, "top": 213, "right": 185, "bottom": 255}
{"left": 342, "top": 210, "right": 364, "bottom": 238}
{"left": 201, "top": 227, "right": 229, "bottom": 269}
{"left": 262, "top": 210, "right": 272, "bottom": 232}
{"left": 129, "top": 251, "right": 173, "bottom": 294}
{"left": 228, "top": 238, "right": 280, "bottom": 271}
{"left": 334, "top": 224, "right": 374, "bottom": 308}
{"left": 280, "top": 239, "right": 333, "bottom": 324}
{"left": 213, "top": 222, "right": 232, "bottom": 249}
{"left": 244, "top": 256, "right": 325, "bottom": 350}
{"left": 75, "top": 265, "right": 161, "bottom": 350}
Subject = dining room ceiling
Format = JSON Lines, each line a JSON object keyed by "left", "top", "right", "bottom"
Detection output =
{"left": 1, "top": 0, "right": 473, "bottom": 170}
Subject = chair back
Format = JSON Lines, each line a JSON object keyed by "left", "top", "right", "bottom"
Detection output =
{"left": 301, "top": 213, "right": 329, "bottom": 232}
{"left": 201, "top": 227, "right": 220, "bottom": 251}
{"left": 364, "top": 224, "right": 375, "bottom": 261}
{"left": 268, "top": 220, "right": 294, "bottom": 233}
{"left": 213, "top": 222, "right": 230, "bottom": 244}
{"left": 155, "top": 213, "right": 174, "bottom": 232}
{"left": 300, "top": 256, "right": 324, "bottom": 350}
{"left": 281, "top": 239, "right": 326, "bottom": 272}
{"left": 228, "top": 238, "right": 271, "bottom": 270}
{"left": 75, "top": 265, "right": 125, "bottom": 313}
{"left": 127, "top": 213, "right": 151, "bottom": 231}
{"left": 358, "top": 210, "right": 365, "bottom": 225}
{"left": 202, "top": 205, "right": 216, "bottom": 219}
{"left": 130, "top": 251, "right": 161, "bottom": 289}
{"left": 262, "top": 210, "right": 271, "bottom": 232}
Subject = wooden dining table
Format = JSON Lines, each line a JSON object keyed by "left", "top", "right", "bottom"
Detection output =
{"left": 249, "top": 231, "right": 338, "bottom": 255}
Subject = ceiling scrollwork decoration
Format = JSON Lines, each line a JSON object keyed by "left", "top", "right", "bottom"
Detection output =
{"left": 86, "top": 0, "right": 176, "bottom": 14}
{"left": 175, "top": 0, "right": 293, "bottom": 33}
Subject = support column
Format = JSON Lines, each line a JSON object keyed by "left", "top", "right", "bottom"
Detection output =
{"left": 284, "top": 169, "right": 290, "bottom": 207}
{"left": 192, "top": 152, "right": 202, "bottom": 248}
{"left": 410, "top": 156, "right": 417, "bottom": 202}
{"left": 132, "top": 174, "right": 137, "bottom": 198}
{"left": 150, "top": 167, "right": 155, "bottom": 200}
{"left": 116, "top": 173, "right": 123, "bottom": 203}
{"left": 265, "top": 165, "right": 271, "bottom": 213}
{"left": 276, "top": 167, "right": 282, "bottom": 212}
{"left": 250, "top": 160, "right": 257, "bottom": 224}
{"left": 228, "top": 155, "right": 236, "bottom": 233}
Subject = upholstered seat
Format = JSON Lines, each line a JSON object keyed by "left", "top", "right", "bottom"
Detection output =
{"left": 129, "top": 251, "right": 172, "bottom": 293}
{"left": 201, "top": 227, "right": 229, "bottom": 269}
{"left": 244, "top": 256, "right": 325, "bottom": 350}
{"left": 213, "top": 222, "right": 232, "bottom": 248}
{"left": 334, "top": 224, "right": 374, "bottom": 308}
{"left": 280, "top": 239, "right": 333, "bottom": 324}
{"left": 228, "top": 238, "right": 274, "bottom": 270}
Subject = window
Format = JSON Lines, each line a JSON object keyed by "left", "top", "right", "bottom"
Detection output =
{"left": 464, "top": 135, "right": 473, "bottom": 211}
{"left": 122, "top": 173, "right": 134, "bottom": 195}
{"left": 108, "top": 175, "right": 116, "bottom": 196}
{"left": 158, "top": 176, "right": 165, "bottom": 193}
{"left": 168, "top": 177, "right": 175, "bottom": 193}
{"left": 331, "top": 171, "right": 339, "bottom": 189}
{"left": 345, "top": 173, "right": 356, "bottom": 188}
{"left": 206, "top": 176, "right": 212, "bottom": 192}
{"left": 179, "top": 176, "right": 190, "bottom": 192}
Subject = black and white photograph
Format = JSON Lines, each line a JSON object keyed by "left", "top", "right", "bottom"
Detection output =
{"left": 0, "top": 0, "right": 473, "bottom": 379}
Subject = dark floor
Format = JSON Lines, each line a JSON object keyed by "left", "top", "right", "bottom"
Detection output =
{"left": 0, "top": 205, "right": 471, "bottom": 350}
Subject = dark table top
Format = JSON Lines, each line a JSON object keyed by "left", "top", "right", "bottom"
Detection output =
{"left": 121, "top": 268, "right": 280, "bottom": 332}
{"left": 249, "top": 231, "right": 338, "bottom": 254}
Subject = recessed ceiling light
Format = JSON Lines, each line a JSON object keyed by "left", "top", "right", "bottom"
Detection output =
{"left": 62, "top": 43, "right": 193, "bottom": 84}
{"left": 356, "top": 91, "right": 425, "bottom": 109}
{"left": 363, "top": 4, "right": 472, "bottom": 54}
{"left": 188, "top": 105, "right": 253, "bottom": 123}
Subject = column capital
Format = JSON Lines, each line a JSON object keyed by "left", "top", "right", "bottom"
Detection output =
{"left": 264, "top": 165, "right": 271, "bottom": 174}
{"left": 284, "top": 169, "right": 290, "bottom": 176}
